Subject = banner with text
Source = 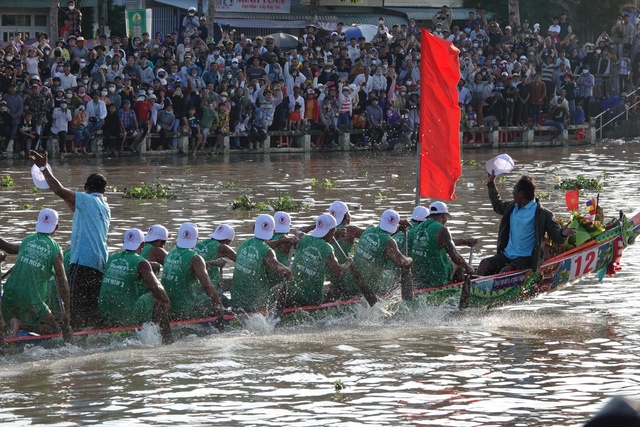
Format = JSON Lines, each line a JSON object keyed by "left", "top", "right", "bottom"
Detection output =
{"left": 216, "top": 0, "right": 291, "bottom": 14}
{"left": 125, "top": 9, "right": 152, "bottom": 39}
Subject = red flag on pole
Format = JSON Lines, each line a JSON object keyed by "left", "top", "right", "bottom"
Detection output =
{"left": 565, "top": 190, "right": 580, "bottom": 211}
{"left": 418, "top": 29, "right": 461, "bottom": 200}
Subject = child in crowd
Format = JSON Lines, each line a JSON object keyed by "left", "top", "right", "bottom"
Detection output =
{"left": 287, "top": 103, "right": 302, "bottom": 131}
{"left": 572, "top": 101, "right": 585, "bottom": 125}
{"left": 185, "top": 105, "right": 202, "bottom": 154}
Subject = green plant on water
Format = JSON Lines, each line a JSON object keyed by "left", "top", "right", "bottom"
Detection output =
{"left": 459, "top": 178, "right": 467, "bottom": 183}
{"left": 268, "top": 195, "right": 303, "bottom": 211}
{"left": 537, "top": 191, "right": 550, "bottom": 200}
{"left": 231, "top": 195, "right": 266, "bottom": 211}
{"left": 497, "top": 176, "right": 507, "bottom": 183}
{"left": 122, "top": 182, "right": 177, "bottom": 200}
{"left": 232, "top": 193, "right": 303, "bottom": 212}
{"left": 0, "top": 175, "right": 15, "bottom": 189}
{"left": 31, "top": 186, "right": 40, "bottom": 194}
{"left": 226, "top": 181, "right": 243, "bottom": 189}
{"left": 554, "top": 174, "right": 604, "bottom": 191}
{"left": 310, "top": 178, "right": 337, "bottom": 188}
{"left": 462, "top": 159, "right": 481, "bottom": 167}
{"left": 22, "top": 204, "right": 33, "bottom": 210}
{"left": 333, "top": 380, "right": 347, "bottom": 402}
{"left": 374, "top": 190, "right": 389, "bottom": 201}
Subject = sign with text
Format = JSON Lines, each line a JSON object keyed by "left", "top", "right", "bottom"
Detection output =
{"left": 216, "top": 0, "right": 291, "bottom": 14}
{"left": 125, "top": 9, "right": 152, "bottom": 39}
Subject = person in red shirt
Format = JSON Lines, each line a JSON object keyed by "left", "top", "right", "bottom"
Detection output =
{"left": 133, "top": 90, "right": 152, "bottom": 150}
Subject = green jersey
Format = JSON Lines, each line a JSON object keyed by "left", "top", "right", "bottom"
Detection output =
{"left": 194, "top": 239, "right": 222, "bottom": 285}
{"left": 410, "top": 219, "right": 452, "bottom": 287}
{"left": 231, "top": 237, "right": 273, "bottom": 312}
{"left": 2, "top": 233, "right": 61, "bottom": 328}
{"left": 270, "top": 233, "right": 290, "bottom": 266}
{"left": 162, "top": 247, "right": 202, "bottom": 318}
{"left": 139, "top": 242, "right": 154, "bottom": 260}
{"left": 98, "top": 250, "right": 151, "bottom": 324}
{"left": 287, "top": 235, "right": 333, "bottom": 307}
{"left": 349, "top": 226, "right": 395, "bottom": 295}
{"left": 393, "top": 220, "right": 421, "bottom": 253}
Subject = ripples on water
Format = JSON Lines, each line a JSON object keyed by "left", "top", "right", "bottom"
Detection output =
{"left": 0, "top": 143, "right": 639, "bottom": 426}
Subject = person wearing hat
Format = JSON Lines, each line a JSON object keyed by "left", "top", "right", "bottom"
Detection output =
{"left": 286, "top": 214, "right": 354, "bottom": 307}
{"left": 230, "top": 214, "right": 293, "bottom": 313}
{"left": 393, "top": 206, "right": 428, "bottom": 255}
{"left": 197, "top": 15, "right": 209, "bottom": 41}
{"left": 268, "top": 212, "right": 299, "bottom": 267}
{"left": 140, "top": 224, "right": 170, "bottom": 267}
{"left": 161, "top": 223, "right": 225, "bottom": 326}
{"left": 342, "top": 209, "right": 412, "bottom": 296}
{"left": 194, "top": 224, "right": 237, "bottom": 305}
{"left": 0, "top": 209, "right": 71, "bottom": 339}
{"left": 476, "top": 174, "right": 575, "bottom": 276}
{"left": 409, "top": 202, "right": 476, "bottom": 287}
{"left": 66, "top": 1, "right": 82, "bottom": 37}
{"left": 70, "top": 36, "right": 88, "bottom": 63}
{"left": 183, "top": 7, "right": 200, "bottom": 39}
{"left": 97, "top": 228, "right": 173, "bottom": 343}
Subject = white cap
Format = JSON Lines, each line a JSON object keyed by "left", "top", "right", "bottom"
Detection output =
{"left": 209, "top": 224, "right": 235, "bottom": 241}
{"left": 274, "top": 211, "right": 291, "bottom": 233}
{"left": 311, "top": 214, "right": 337, "bottom": 238}
{"left": 411, "top": 206, "right": 428, "bottom": 222}
{"left": 35, "top": 208, "right": 58, "bottom": 234}
{"left": 429, "top": 201, "right": 451, "bottom": 217}
{"left": 380, "top": 209, "right": 400, "bottom": 234}
{"left": 176, "top": 222, "right": 198, "bottom": 249}
{"left": 144, "top": 224, "right": 168, "bottom": 242}
{"left": 254, "top": 214, "right": 275, "bottom": 240}
{"left": 122, "top": 228, "right": 144, "bottom": 251}
{"left": 329, "top": 201, "right": 349, "bottom": 225}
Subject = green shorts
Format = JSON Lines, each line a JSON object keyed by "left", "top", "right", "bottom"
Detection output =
{"left": 101, "top": 293, "right": 154, "bottom": 326}
{"left": 2, "top": 294, "right": 50, "bottom": 329}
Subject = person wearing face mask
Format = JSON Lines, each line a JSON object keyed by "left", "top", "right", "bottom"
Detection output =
{"left": 576, "top": 66, "right": 594, "bottom": 122}
{"left": 366, "top": 66, "right": 387, "bottom": 93}
{"left": 182, "top": 7, "right": 200, "bottom": 39}
{"left": 104, "top": 83, "right": 121, "bottom": 109}
{"left": 86, "top": 90, "right": 107, "bottom": 136}
{"left": 66, "top": 1, "right": 82, "bottom": 37}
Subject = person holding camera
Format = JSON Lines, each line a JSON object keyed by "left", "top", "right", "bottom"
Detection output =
{"left": 319, "top": 96, "right": 339, "bottom": 148}
{"left": 85, "top": 91, "right": 106, "bottom": 135}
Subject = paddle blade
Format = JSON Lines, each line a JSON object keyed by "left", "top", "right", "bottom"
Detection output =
{"left": 401, "top": 268, "right": 413, "bottom": 301}
{"left": 61, "top": 317, "right": 73, "bottom": 343}
{"left": 459, "top": 273, "right": 472, "bottom": 310}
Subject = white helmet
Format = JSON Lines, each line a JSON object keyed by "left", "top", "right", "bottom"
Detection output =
{"left": 188, "top": 7, "right": 196, "bottom": 13}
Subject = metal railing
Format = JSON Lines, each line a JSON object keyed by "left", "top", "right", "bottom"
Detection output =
{"left": 593, "top": 87, "right": 640, "bottom": 140}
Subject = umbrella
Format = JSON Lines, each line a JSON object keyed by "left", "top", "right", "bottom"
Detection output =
{"left": 344, "top": 24, "right": 391, "bottom": 42}
{"left": 265, "top": 33, "right": 299, "bottom": 50}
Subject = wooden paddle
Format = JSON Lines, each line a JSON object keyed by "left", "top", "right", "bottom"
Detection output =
{"left": 333, "top": 238, "right": 378, "bottom": 307}
{"left": 400, "top": 228, "right": 413, "bottom": 301}
{"left": 58, "top": 296, "right": 73, "bottom": 343}
{"left": 458, "top": 244, "right": 475, "bottom": 311}
{"left": 0, "top": 262, "right": 5, "bottom": 356}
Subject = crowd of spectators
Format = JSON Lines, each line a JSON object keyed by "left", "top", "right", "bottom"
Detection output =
{"left": 0, "top": 4, "right": 638, "bottom": 157}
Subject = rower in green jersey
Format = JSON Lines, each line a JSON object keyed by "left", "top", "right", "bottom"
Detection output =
{"left": 287, "top": 214, "right": 353, "bottom": 307}
{"left": 161, "top": 223, "right": 225, "bottom": 328}
{"left": 270, "top": 212, "right": 298, "bottom": 267}
{"left": 410, "top": 202, "right": 476, "bottom": 287}
{"left": 98, "top": 228, "right": 173, "bottom": 343}
{"left": 140, "top": 224, "right": 169, "bottom": 273}
{"left": 194, "top": 224, "right": 237, "bottom": 304}
{"left": 344, "top": 209, "right": 413, "bottom": 295}
{"left": 0, "top": 209, "right": 71, "bottom": 339}
{"left": 393, "top": 205, "right": 428, "bottom": 252}
{"left": 231, "top": 214, "right": 293, "bottom": 313}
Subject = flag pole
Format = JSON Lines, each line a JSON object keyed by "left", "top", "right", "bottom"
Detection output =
{"left": 414, "top": 138, "right": 420, "bottom": 207}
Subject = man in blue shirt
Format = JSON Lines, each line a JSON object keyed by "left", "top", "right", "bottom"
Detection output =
{"left": 477, "top": 172, "right": 574, "bottom": 275}
{"left": 29, "top": 150, "right": 111, "bottom": 329}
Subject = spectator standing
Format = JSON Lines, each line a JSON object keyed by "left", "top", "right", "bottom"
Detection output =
{"left": 66, "top": 1, "right": 82, "bottom": 38}
{"left": 577, "top": 66, "right": 595, "bottom": 121}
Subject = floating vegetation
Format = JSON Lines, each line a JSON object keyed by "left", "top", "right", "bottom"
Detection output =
{"left": 374, "top": 190, "right": 389, "bottom": 201}
{"left": 462, "top": 159, "right": 481, "bottom": 166}
{"left": 0, "top": 175, "right": 15, "bottom": 189}
{"left": 497, "top": 176, "right": 507, "bottom": 183}
{"left": 268, "top": 195, "right": 303, "bottom": 211}
{"left": 554, "top": 174, "right": 605, "bottom": 191}
{"left": 122, "top": 182, "right": 177, "bottom": 199}
{"left": 310, "top": 178, "right": 337, "bottom": 188}
{"left": 231, "top": 195, "right": 268, "bottom": 211}
{"left": 31, "top": 186, "right": 40, "bottom": 193}
{"left": 232, "top": 193, "right": 303, "bottom": 212}
{"left": 226, "top": 181, "right": 244, "bottom": 189}
{"left": 537, "top": 191, "right": 551, "bottom": 200}
{"left": 333, "top": 380, "right": 347, "bottom": 403}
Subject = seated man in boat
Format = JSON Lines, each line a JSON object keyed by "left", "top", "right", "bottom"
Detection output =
{"left": 0, "top": 209, "right": 71, "bottom": 338}
{"left": 393, "top": 205, "right": 429, "bottom": 252}
{"left": 410, "top": 202, "right": 476, "bottom": 287}
{"left": 343, "top": 209, "right": 413, "bottom": 296}
{"left": 287, "top": 214, "right": 354, "bottom": 307}
{"left": 230, "top": 214, "right": 293, "bottom": 313}
{"left": 98, "top": 228, "right": 173, "bottom": 343}
{"left": 476, "top": 172, "right": 575, "bottom": 275}
{"left": 140, "top": 224, "right": 169, "bottom": 271}
{"left": 270, "top": 212, "right": 298, "bottom": 267}
{"left": 161, "top": 223, "right": 225, "bottom": 328}
{"left": 194, "top": 224, "right": 237, "bottom": 306}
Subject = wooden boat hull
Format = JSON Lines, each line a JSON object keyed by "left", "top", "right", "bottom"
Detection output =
{"left": 4, "top": 212, "right": 639, "bottom": 349}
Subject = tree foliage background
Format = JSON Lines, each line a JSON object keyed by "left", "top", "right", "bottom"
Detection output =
{"left": 464, "top": 0, "right": 624, "bottom": 43}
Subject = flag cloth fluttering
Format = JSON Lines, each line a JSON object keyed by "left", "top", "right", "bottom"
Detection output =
{"left": 586, "top": 198, "right": 597, "bottom": 216}
{"left": 565, "top": 190, "right": 580, "bottom": 211}
{"left": 418, "top": 29, "right": 461, "bottom": 200}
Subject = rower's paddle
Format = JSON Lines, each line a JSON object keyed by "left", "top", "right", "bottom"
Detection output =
{"left": 0, "top": 261, "right": 5, "bottom": 356}
{"left": 58, "top": 296, "right": 73, "bottom": 343}
{"left": 400, "top": 228, "right": 413, "bottom": 301}
{"left": 458, "top": 244, "right": 475, "bottom": 311}
{"left": 333, "top": 238, "right": 378, "bottom": 307}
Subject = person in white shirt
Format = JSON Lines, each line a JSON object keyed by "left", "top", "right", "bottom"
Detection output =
{"left": 85, "top": 91, "right": 107, "bottom": 134}
{"left": 53, "top": 62, "right": 78, "bottom": 90}
{"left": 51, "top": 103, "right": 72, "bottom": 155}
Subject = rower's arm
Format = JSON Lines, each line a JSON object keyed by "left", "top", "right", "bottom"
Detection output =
{"left": 438, "top": 227, "right": 473, "bottom": 273}
{"left": 385, "top": 239, "right": 412, "bottom": 268}
{"left": 452, "top": 237, "right": 478, "bottom": 247}
{"left": 327, "top": 252, "right": 352, "bottom": 279}
{"left": 147, "top": 246, "right": 167, "bottom": 265}
{"left": 29, "top": 150, "right": 76, "bottom": 211}
{"left": 218, "top": 244, "right": 237, "bottom": 262}
{"left": 0, "top": 238, "right": 20, "bottom": 255}
{"left": 264, "top": 250, "right": 293, "bottom": 280}
{"left": 266, "top": 235, "right": 299, "bottom": 251}
{"left": 53, "top": 252, "right": 71, "bottom": 315}
{"left": 191, "top": 255, "right": 223, "bottom": 305}
{"left": 138, "top": 259, "right": 170, "bottom": 305}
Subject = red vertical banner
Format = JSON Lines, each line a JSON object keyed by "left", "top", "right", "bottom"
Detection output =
{"left": 419, "top": 29, "right": 461, "bottom": 200}
{"left": 565, "top": 190, "right": 580, "bottom": 211}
